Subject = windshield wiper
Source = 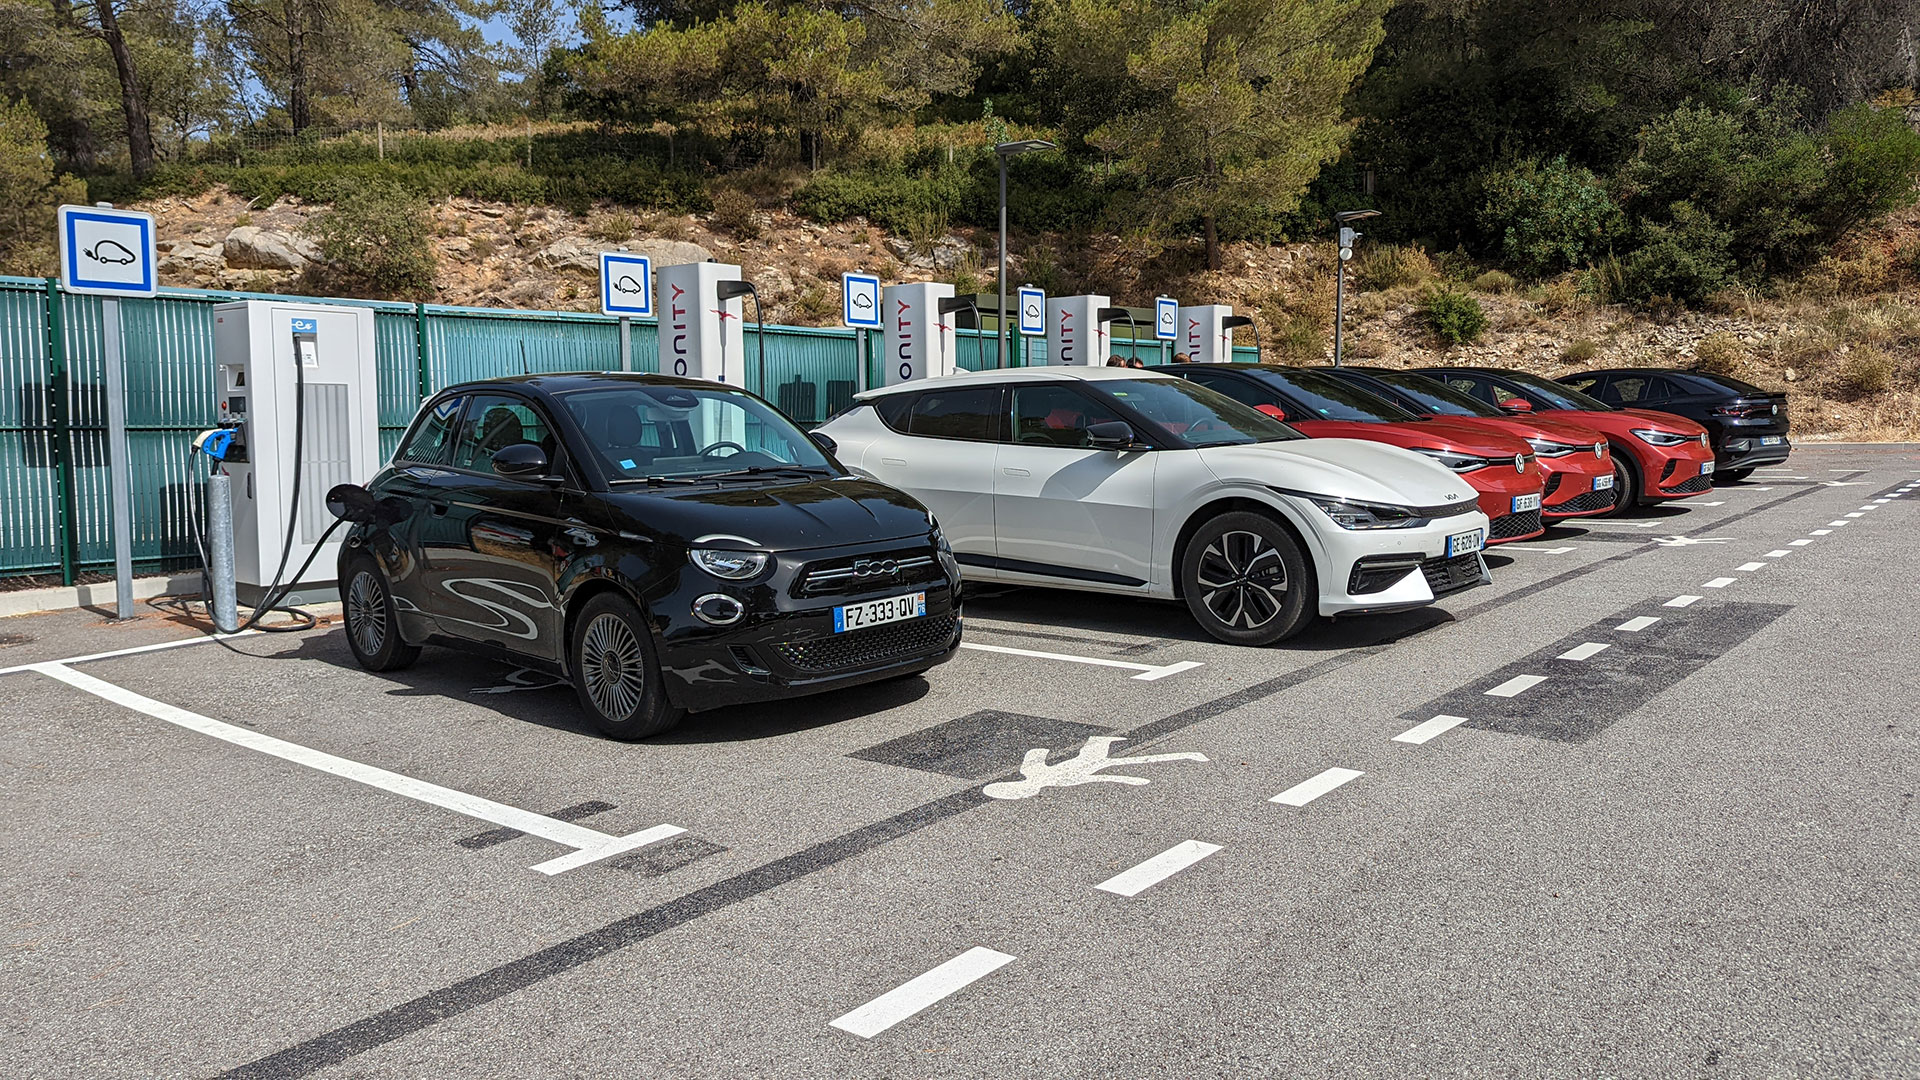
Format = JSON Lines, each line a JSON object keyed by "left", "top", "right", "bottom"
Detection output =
{"left": 696, "top": 465, "right": 837, "bottom": 481}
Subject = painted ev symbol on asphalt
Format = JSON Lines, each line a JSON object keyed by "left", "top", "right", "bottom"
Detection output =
{"left": 982, "top": 736, "right": 1207, "bottom": 800}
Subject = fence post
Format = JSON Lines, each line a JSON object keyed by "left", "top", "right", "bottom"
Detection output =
{"left": 43, "top": 279, "right": 80, "bottom": 586}
{"left": 413, "top": 301, "right": 430, "bottom": 403}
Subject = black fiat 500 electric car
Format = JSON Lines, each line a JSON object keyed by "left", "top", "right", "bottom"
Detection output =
{"left": 1557, "top": 368, "right": 1790, "bottom": 481}
{"left": 326, "top": 373, "right": 962, "bottom": 739}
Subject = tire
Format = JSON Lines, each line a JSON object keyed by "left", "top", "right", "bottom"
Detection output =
{"left": 568, "top": 592, "right": 684, "bottom": 740}
{"left": 1600, "top": 451, "right": 1640, "bottom": 516}
{"left": 341, "top": 555, "right": 421, "bottom": 672}
{"left": 1180, "top": 511, "right": 1315, "bottom": 646}
{"left": 1717, "top": 467, "right": 1755, "bottom": 483}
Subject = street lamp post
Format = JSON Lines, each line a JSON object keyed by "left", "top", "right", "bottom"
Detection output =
{"left": 995, "top": 139, "right": 1057, "bottom": 369}
{"left": 1332, "top": 209, "right": 1380, "bottom": 367}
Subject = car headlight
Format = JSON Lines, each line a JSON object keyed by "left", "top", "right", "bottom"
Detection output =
{"left": 689, "top": 547, "right": 772, "bottom": 580}
{"left": 1526, "top": 438, "right": 1582, "bottom": 458}
{"left": 1409, "top": 447, "right": 1489, "bottom": 473}
{"left": 1631, "top": 428, "right": 1693, "bottom": 447}
{"left": 1304, "top": 495, "right": 1428, "bottom": 529}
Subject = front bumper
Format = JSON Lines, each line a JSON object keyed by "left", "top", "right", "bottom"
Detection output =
{"left": 1468, "top": 470, "right": 1547, "bottom": 545}
{"left": 1646, "top": 441, "right": 1719, "bottom": 499}
{"left": 1299, "top": 505, "right": 1494, "bottom": 617}
{"left": 1539, "top": 454, "right": 1616, "bottom": 518}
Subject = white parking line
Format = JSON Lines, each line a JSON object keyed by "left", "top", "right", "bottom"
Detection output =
{"left": 0, "top": 630, "right": 262, "bottom": 677}
{"left": 1844, "top": 513, "right": 1864, "bottom": 518}
{"left": 1695, "top": 501, "right": 1725, "bottom": 506}
{"left": 1557, "top": 642, "right": 1610, "bottom": 661}
{"left": 1735, "top": 562, "right": 1766, "bottom": 572}
{"left": 30, "top": 663, "right": 683, "bottom": 875}
{"left": 1270, "top": 767, "right": 1364, "bottom": 806}
{"left": 1828, "top": 521, "right": 1852, "bottom": 527}
{"left": 1393, "top": 714, "right": 1470, "bottom": 745}
{"left": 1811, "top": 529, "right": 1832, "bottom": 535}
{"left": 1788, "top": 539, "right": 1813, "bottom": 546}
{"left": 1616, "top": 616, "right": 1661, "bottom": 631}
{"left": 1094, "top": 840, "right": 1223, "bottom": 897}
{"left": 1746, "top": 486, "right": 1772, "bottom": 491}
{"left": 1666, "top": 595, "right": 1702, "bottom": 608}
{"left": 829, "top": 948, "right": 1016, "bottom": 1039}
{"left": 1503, "top": 545, "right": 1576, "bottom": 553}
{"left": 958, "top": 642, "right": 1201, "bottom": 681}
{"left": 1763, "top": 550, "right": 1791, "bottom": 558}
{"left": 1704, "top": 578, "right": 1736, "bottom": 588}
{"left": 1485, "top": 674, "right": 1547, "bottom": 697}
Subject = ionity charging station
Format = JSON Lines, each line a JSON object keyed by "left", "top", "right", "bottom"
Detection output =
{"left": 882, "top": 281, "right": 959, "bottom": 385}
{"left": 1177, "top": 304, "right": 1236, "bottom": 363}
{"left": 1045, "top": 294, "right": 1114, "bottom": 366}
{"left": 212, "top": 300, "right": 379, "bottom": 606}
{"left": 654, "top": 261, "right": 750, "bottom": 384}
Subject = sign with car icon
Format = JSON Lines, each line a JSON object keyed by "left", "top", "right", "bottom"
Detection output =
{"left": 1017, "top": 286, "right": 1045, "bottom": 336}
{"left": 842, "top": 272, "right": 882, "bottom": 328}
{"left": 58, "top": 204, "right": 156, "bottom": 297}
{"left": 599, "top": 251, "right": 654, "bottom": 317}
{"left": 1155, "top": 296, "right": 1178, "bottom": 341}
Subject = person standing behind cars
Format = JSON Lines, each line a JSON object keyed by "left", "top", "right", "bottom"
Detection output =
{"left": 1107, "top": 356, "right": 1127, "bottom": 367}
{"left": 1127, "top": 357, "right": 1147, "bottom": 369}
{"left": 1171, "top": 352, "right": 1192, "bottom": 363}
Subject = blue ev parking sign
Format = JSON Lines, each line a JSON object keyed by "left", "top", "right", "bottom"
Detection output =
{"left": 1155, "top": 296, "right": 1179, "bottom": 341}
{"left": 842, "top": 273, "right": 882, "bottom": 328}
{"left": 1017, "top": 287, "right": 1046, "bottom": 336}
{"left": 600, "top": 252, "right": 654, "bottom": 317}
{"left": 58, "top": 205, "right": 157, "bottom": 298}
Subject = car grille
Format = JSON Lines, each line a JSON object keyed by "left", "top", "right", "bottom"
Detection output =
{"left": 1420, "top": 553, "right": 1484, "bottom": 597}
{"left": 773, "top": 614, "right": 958, "bottom": 674}
{"left": 1666, "top": 474, "right": 1713, "bottom": 494}
{"left": 1548, "top": 488, "right": 1615, "bottom": 515}
{"left": 1489, "top": 509, "right": 1543, "bottom": 540}
{"left": 1543, "top": 472, "right": 1565, "bottom": 497}
{"left": 793, "top": 549, "right": 940, "bottom": 598}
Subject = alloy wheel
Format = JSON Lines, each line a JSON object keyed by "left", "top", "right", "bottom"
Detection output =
{"left": 1195, "top": 530, "right": 1290, "bottom": 629}
{"left": 580, "top": 612, "right": 647, "bottom": 720}
{"left": 347, "top": 570, "right": 388, "bottom": 655}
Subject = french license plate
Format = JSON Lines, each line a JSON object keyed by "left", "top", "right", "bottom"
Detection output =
{"left": 1593, "top": 473, "right": 1615, "bottom": 491}
{"left": 833, "top": 592, "right": 926, "bottom": 633}
{"left": 1759, "top": 435, "right": 1785, "bottom": 446}
{"left": 1700, "top": 461, "right": 1714, "bottom": 476}
{"left": 1511, "top": 493, "right": 1541, "bottom": 513}
{"left": 1446, "top": 529, "right": 1484, "bottom": 558}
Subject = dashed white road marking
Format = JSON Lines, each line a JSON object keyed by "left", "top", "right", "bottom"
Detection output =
{"left": 1828, "top": 520, "right": 1852, "bottom": 527}
{"left": 1788, "top": 539, "right": 1813, "bottom": 546}
{"left": 1844, "top": 513, "right": 1864, "bottom": 518}
{"left": 1666, "top": 595, "right": 1703, "bottom": 608}
{"left": 1616, "top": 616, "right": 1661, "bottom": 631}
{"left": 1811, "top": 529, "right": 1833, "bottom": 535}
{"left": 959, "top": 642, "right": 1201, "bottom": 681}
{"left": 1704, "top": 577, "right": 1737, "bottom": 588}
{"left": 1695, "top": 501, "right": 1725, "bottom": 506}
{"left": 1557, "top": 642, "right": 1611, "bottom": 661}
{"left": 1094, "top": 840, "right": 1224, "bottom": 897}
{"left": 1504, "top": 545, "right": 1576, "bottom": 553}
{"left": 1763, "top": 550, "right": 1791, "bottom": 558}
{"left": 1271, "top": 767, "right": 1365, "bottom": 806}
{"left": 1735, "top": 562, "right": 1766, "bottom": 572}
{"left": 829, "top": 948, "right": 1016, "bottom": 1039}
{"left": 1486, "top": 674, "right": 1548, "bottom": 697}
{"left": 30, "top": 662, "right": 684, "bottom": 876}
{"left": 1393, "top": 714, "right": 1470, "bottom": 745}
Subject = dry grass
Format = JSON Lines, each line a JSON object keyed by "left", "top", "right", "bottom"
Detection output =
{"left": 1691, "top": 332, "right": 1744, "bottom": 375}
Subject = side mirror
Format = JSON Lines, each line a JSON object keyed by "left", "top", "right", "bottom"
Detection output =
{"left": 1087, "top": 420, "right": 1137, "bottom": 450}
{"left": 326, "top": 484, "right": 377, "bottom": 523}
{"left": 1255, "top": 404, "right": 1289, "bottom": 421}
{"left": 491, "top": 443, "right": 550, "bottom": 477}
{"left": 1498, "top": 397, "right": 1534, "bottom": 414}
{"left": 808, "top": 430, "right": 838, "bottom": 455}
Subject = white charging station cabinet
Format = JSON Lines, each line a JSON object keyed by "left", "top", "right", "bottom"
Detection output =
{"left": 212, "top": 301, "right": 379, "bottom": 603}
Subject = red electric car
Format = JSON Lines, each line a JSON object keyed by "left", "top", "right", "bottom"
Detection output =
{"left": 1154, "top": 363, "right": 1548, "bottom": 544}
{"left": 1315, "top": 367, "right": 1618, "bottom": 519}
{"left": 1415, "top": 366, "right": 1716, "bottom": 514}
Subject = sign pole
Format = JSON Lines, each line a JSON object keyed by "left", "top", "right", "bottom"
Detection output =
{"left": 618, "top": 316, "right": 631, "bottom": 372}
{"left": 100, "top": 297, "right": 134, "bottom": 619}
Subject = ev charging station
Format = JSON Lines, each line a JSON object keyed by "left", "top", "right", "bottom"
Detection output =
{"left": 212, "top": 301, "right": 379, "bottom": 606}
{"left": 1177, "top": 304, "right": 1236, "bottom": 363}
{"left": 882, "top": 282, "right": 958, "bottom": 385}
{"left": 654, "top": 261, "right": 749, "bottom": 384}
{"left": 1045, "top": 294, "right": 1113, "bottom": 366}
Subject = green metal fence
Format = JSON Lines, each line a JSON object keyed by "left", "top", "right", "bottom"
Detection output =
{"left": 0, "top": 276, "right": 1258, "bottom": 584}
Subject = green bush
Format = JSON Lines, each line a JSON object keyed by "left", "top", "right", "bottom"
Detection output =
{"left": 1471, "top": 269, "right": 1516, "bottom": 293}
{"left": 0, "top": 98, "right": 87, "bottom": 276}
{"left": 301, "top": 178, "right": 437, "bottom": 299}
{"left": 1622, "top": 202, "right": 1735, "bottom": 304}
{"left": 1691, "top": 331, "right": 1744, "bottom": 375}
{"left": 708, "top": 190, "right": 761, "bottom": 238}
{"left": 1356, "top": 244, "right": 1433, "bottom": 290}
{"left": 1559, "top": 338, "right": 1598, "bottom": 364}
{"left": 1830, "top": 347, "right": 1894, "bottom": 401}
{"left": 1419, "top": 286, "right": 1488, "bottom": 345}
{"left": 1478, "top": 156, "right": 1622, "bottom": 279}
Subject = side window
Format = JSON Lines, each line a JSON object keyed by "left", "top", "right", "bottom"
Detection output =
{"left": 1190, "top": 374, "right": 1276, "bottom": 412}
{"left": 451, "top": 393, "right": 556, "bottom": 476}
{"left": 874, "top": 393, "right": 916, "bottom": 433}
{"left": 397, "top": 394, "right": 464, "bottom": 464}
{"left": 906, "top": 387, "right": 1002, "bottom": 442}
{"left": 1444, "top": 376, "right": 1497, "bottom": 405}
{"left": 1610, "top": 377, "right": 1647, "bottom": 404}
{"left": 1008, "top": 384, "right": 1125, "bottom": 449}
{"left": 1649, "top": 376, "right": 1684, "bottom": 399}
{"left": 1561, "top": 376, "right": 1602, "bottom": 396}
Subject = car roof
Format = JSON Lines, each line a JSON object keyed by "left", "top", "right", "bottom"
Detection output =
{"left": 1565, "top": 368, "right": 1679, "bottom": 379}
{"left": 852, "top": 365, "right": 1178, "bottom": 400}
{"left": 437, "top": 371, "right": 733, "bottom": 398}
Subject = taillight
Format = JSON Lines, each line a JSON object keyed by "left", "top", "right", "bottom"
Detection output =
{"left": 1712, "top": 402, "right": 1772, "bottom": 419}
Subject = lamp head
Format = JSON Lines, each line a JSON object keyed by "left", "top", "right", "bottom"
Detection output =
{"left": 1334, "top": 209, "right": 1381, "bottom": 223}
{"left": 995, "top": 139, "right": 1057, "bottom": 156}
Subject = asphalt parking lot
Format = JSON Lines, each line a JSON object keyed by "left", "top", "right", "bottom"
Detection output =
{"left": 5, "top": 443, "right": 1918, "bottom": 1079}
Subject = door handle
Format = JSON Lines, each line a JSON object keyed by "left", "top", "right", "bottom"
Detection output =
{"left": 1002, "top": 467, "right": 1030, "bottom": 477}
{"left": 881, "top": 457, "right": 907, "bottom": 466}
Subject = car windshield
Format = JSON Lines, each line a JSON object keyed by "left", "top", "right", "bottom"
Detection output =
{"left": 1259, "top": 368, "right": 1421, "bottom": 423}
{"left": 1359, "top": 370, "right": 1503, "bottom": 418}
{"left": 1499, "top": 370, "right": 1614, "bottom": 411}
{"left": 557, "top": 384, "right": 836, "bottom": 482}
{"left": 1092, "top": 378, "right": 1302, "bottom": 445}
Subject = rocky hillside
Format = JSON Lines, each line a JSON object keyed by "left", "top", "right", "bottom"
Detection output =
{"left": 138, "top": 187, "right": 1919, "bottom": 443}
